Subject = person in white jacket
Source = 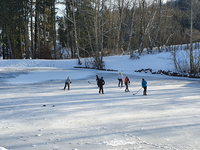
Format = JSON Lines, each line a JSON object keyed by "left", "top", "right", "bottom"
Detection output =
{"left": 63, "top": 77, "right": 72, "bottom": 91}
{"left": 118, "top": 72, "right": 123, "bottom": 87}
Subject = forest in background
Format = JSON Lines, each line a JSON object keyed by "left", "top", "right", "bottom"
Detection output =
{"left": 0, "top": 0, "right": 200, "bottom": 75}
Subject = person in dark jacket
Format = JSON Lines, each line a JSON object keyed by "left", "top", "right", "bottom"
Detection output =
{"left": 63, "top": 77, "right": 72, "bottom": 91}
{"left": 142, "top": 78, "right": 147, "bottom": 95}
{"left": 98, "top": 77, "right": 105, "bottom": 94}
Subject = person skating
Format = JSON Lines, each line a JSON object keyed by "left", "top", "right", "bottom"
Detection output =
{"left": 124, "top": 76, "right": 130, "bottom": 92}
{"left": 98, "top": 77, "right": 105, "bottom": 94}
{"left": 142, "top": 78, "right": 147, "bottom": 95}
{"left": 118, "top": 72, "right": 123, "bottom": 87}
{"left": 63, "top": 77, "right": 72, "bottom": 91}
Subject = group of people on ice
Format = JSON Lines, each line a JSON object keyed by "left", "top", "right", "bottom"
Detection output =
{"left": 117, "top": 72, "right": 147, "bottom": 95}
{"left": 63, "top": 72, "right": 147, "bottom": 95}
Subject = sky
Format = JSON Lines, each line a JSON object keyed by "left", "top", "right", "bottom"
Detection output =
{"left": 55, "top": 0, "right": 170, "bottom": 17}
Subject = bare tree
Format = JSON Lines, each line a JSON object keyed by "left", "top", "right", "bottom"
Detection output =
{"left": 35, "top": 0, "right": 41, "bottom": 58}
{"left": 179, "top": 0, "right": 200, "bottom": 75}
{"left": 94, "top": 0, "right": 100, "bottom": 67}
{"left": 30, "top": 0, "right": 34, "bottom": 59}
{"left": 149, "top": 0, "right": 162, "bottom": 52}
{"left": 100, "top": 0, "right": 105, "bottom": 64}
{"left": 115, "top": 0, "right": 125, "bottom": 54}
{"left": 52, "top": 0, "right": 57, "bottom": 59}
{"left": 190, "top": 0, "right": 194, "bottom": 75}
{"left": 127, "top": 0, "right": 137, "bottom": 54}
{"left": 72, "top": 0, "right": 81, "bottom": 65}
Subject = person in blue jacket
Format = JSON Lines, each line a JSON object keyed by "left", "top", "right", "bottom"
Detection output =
{"left": 142, "top": 78, "right": 147, "bottom": 95}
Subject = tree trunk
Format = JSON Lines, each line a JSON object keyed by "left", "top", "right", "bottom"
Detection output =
{"left": 100, "top": 0, "right": 105, "bottom": 65}
{"left": 35, "top": 0, "right": 40, "bottom": 58}
{"left": 52, "top": 0, "right": 57, "bottom": 59}
{"left": 30, "top": 0, "right": 34, "bottom": 59}
{"left": 150, "top": 0, "right": 162, "bottom": 52}
{"left": 138, "top": 0, "right": 145, "bottom": 55}
{"left": 190, "top": 0, "right": 194, "bottom": 75}
{"left": 128, "top": 1, "right": 136, "bottom": 54}
{"left": 94, "top": 0, "right": 100, "bottom": 68}
{"left": 72, "top": 0, "right": 81, "bottom": 64}
{"left": 116, "top": 0, "right": 124, "bottom": 55}
{"left": 19, "top": 15, "right": 23, "bottom": 58}
{"left": 6, "top": 26, "right": 14, "bottom": 59}
{"left": 2, "top": 25, "right": 6, "bottom": 59}
{"left": 43, "top": 2, "right": 47, "bottom": 48}
{"left": 24, "top": 5, "right": 30, "bottom": 59}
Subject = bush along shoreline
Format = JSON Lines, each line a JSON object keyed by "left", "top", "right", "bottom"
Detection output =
{"left": 135, "top": 68, "right": 200, "bottom": 78}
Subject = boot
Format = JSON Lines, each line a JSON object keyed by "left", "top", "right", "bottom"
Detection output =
{"left": 125, "top": 89, "right": 129, "bottom": 92}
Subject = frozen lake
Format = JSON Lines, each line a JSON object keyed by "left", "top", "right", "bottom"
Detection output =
{"left": 0, "top": 68, "right": 200, "bottom": 150}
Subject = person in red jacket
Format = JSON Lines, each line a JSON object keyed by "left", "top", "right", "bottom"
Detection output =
{"left": 124, "top": 76, "right": 130, "bottom": 92}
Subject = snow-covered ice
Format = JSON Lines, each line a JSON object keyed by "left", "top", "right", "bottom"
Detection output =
{"left": 0, "top": 51, "right": 200, "bottom": 150}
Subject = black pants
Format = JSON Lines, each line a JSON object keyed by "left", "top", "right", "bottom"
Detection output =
{"left": 64, "top": 82, "right": 70, "bottom": 90}
{"left": 99, "top": 86, "right": 104, "bottom": 94}
{"left": 143, "top": 87, "right": 147, "bottom": 95}
{"left": 125, "top": 83, "right": 128, "bottom": 89}
{"left": 118, "top": 79, "right": 123, "bottom": 87}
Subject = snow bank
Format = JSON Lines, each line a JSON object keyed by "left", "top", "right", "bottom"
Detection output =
{"left": 0, "top": 147, "right": 8, "bottom": 150}
{"left": 0, "top": 51, "right": 174, "bottom": 72}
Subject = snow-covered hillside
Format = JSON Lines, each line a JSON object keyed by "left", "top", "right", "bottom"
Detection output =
{"left": 0, "top": 51, "right": 200, "bottom": 150}
{"left": 0, "top": 50, "right": 173, "bottom": 74}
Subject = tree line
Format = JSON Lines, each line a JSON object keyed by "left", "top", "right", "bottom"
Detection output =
{"left": 0, "top": 0, "right": 57, "bottom": 59}
{"left": 0, "top": 0, "right": 200, "bottom": 74}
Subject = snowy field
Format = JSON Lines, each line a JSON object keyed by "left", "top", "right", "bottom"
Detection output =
{"left": 0, "top": 51, "right": 200, "bottom": 150}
